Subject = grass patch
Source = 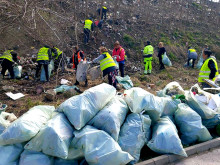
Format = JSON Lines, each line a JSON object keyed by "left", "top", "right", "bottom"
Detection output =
{"left": 123, "top": 34, "right": 136, "bottom": 49}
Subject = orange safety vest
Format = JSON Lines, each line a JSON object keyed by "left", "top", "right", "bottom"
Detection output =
{"left": 72, "top": 51, "right": 86, "bottom": 69}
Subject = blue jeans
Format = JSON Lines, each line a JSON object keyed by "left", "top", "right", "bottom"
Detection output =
{"left": 84, "top": 28, "right": 90, "bottom": 44}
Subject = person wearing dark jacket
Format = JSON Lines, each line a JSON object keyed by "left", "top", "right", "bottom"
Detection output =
{"left": 91, "top": 46, "right": 118, "bottom": 88}
{"left": 70, "top": 46, "right": 87, "bottom": 86}
{"left": 158, "top": 42, "right": 166, "bottom": 70}
{"left": 0, "top": 49, "right": 18, "bottom": 79}
{"left": 198, "top": 49, "right": 219, "bottom": 88}
{"left": 35, "top": 45, "right": 52, "bottom": 82}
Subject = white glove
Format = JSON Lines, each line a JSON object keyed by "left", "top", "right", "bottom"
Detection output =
{"left": 87, "top": 61, "right": 92, "bottom": 64}
{"left": 81, "top": 59, "right": 83, "bottom": 62}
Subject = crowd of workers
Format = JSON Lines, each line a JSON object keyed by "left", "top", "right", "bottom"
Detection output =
{"left": 0, "top": 5, "right": 219, "bottom": 89}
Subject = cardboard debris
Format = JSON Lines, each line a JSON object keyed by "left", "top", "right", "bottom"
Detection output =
{"left": 5, "top": 92, "right": 25, "bottom": 100}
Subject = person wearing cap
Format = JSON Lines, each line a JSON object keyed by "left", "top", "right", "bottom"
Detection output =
{"left": 0, "top": 48, "right": 18, "bottom": 79}
{"left": 198, "top": 49, "right": 219, "bottom": 88}
{"left": 91, "top": 46, "right": 118, "bottom": 88}
{"left": 187, "top": 46, "right": 198, "bottom": 68}
{"left": 112, "top": 41, "right": 125, "bottom": 77}
{"left": 35, "top": 45, "right": 52, "bottom": 82}
{"left": 84, "top": 18, "right": 94, "bottom": 44}
{"left": 143, "top": 41, "right": 154, "bottom": 74}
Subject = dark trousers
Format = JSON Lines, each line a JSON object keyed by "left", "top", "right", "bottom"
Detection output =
{"left": 119, "top": 63, "right": 125, "bottom": 77}
{"left": 1, "top": 59, "right": 14, "bottom": 79}
{"left": 188, "top": 58, "right": 196, "bottom": 68}
{"left": 35, "top": 62, "right": 49, "bottom": 81}
{"left": 158, "top": 56, "right": 165, "bottom": 69}
{"left": 98, "top": 8, "right": 107, "bottom": 20}
{"left": 84, "top": 28, "right": 90, "bottom": 44}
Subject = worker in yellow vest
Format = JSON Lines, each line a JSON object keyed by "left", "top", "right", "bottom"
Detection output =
{"left": 0, "top": 48, "right": 18, "bottom": 79}
{"left": 187, "top": 47, "right": 198, "bottom": 68}
{"left": 51, "top": 46, "right": 65, "bottom": 72}
{"left": 143, "top": 41, "right": 154, "bottom": 75}
{"left": 91, "top": 46, "right": 118, "bottom": 88}
{"left": 35, "top": 45, "right": 52, "bottom": 82}
{"left": 198, "top": 49, "right": 219, "bottom": 88}
{"left": 97, "top": 6, "right": 108, "bottom": 20}
{"left": 84, "top": 18, "right": 94, "bottom": 44}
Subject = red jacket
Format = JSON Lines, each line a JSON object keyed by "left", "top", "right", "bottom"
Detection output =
{"left": 112, "top": 46, "right": 125, "bottom": 62}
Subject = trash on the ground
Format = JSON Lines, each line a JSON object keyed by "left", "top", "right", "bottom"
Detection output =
{"left": 1, "top": 112, "right": 17, "bottom": 123}
{"left": 0, "top": 103, "right": 7, "bottom": 113}
{"left": 88, "top": 66, "right": 102, "bottom": 81}
{"left": 57, "top": 83, "right": 116, "bottom": 130}
{"left": 13, "top": 65, "right": 22, "bottom": 79}
{"left": 63, "top": 88, "right": 77, "bottom": 98}
{"left": 54, "top": 85, "right": 79, "bottom": 94}
{"left": 196, "top": 55, "right": 204, "bottom": 69}
{"left": 202, "top": 114, "right": 220, "bottom": 129}
{"left": 76, "top": 61, "right": 89, "bottom": 82}
{"left": 0, "top": 143, "right": 24, "bottom": 165}
{"left": 19, "top": 150, "right": 54, "bottom": 165}
{"left": 71, "top": 125, "right": 134, "bottom": 165}
{"left": 184, "top": 59, "right": 192, "bottom": 67}
{"left": 147, "top": 116, "right": 187, "bottom": 157}
{"left": 162, "top": 52, "right": 172, "bottom": 66}
{"left": 61, "top": 79, "right": 71, "bottom": 85}
{"left": 186, "top": 84, "right": 219, "bottom": 119}
{"left": 36, "top": 86, "right": 44, "bottom": 95}
{"left": 174, "top": 103, "right": 212, "bottom": 145}
{"left": 40, "top": 60, "right": 54, "bottom": 82}
{"left": 88, "top": 96, "right": 129, "bottom": 141}
{"left": 116, "top": 75, "right": 134, "bottom": 89}
{"left": 5, "top": 92, "right": 25, "bottom": 100}
{"left": 157, "top": 81, "right": 185, "bottom": 97}
{"left": 118, "top": 113, "right": 151, "bottom": 164}
{"left": 45, "top": 89, "right": 56, "bottom": 101}
{"left": 2, "top": 86, "right": 15, "bottom": 92}
{"left": 0, "top": 105, "right": 55, "bottom": 145}
{"left": 25, "top": 113, "right": 74, "bottom": 159}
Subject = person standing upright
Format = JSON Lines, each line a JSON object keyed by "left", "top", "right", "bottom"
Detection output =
{"left": 158, "top": 42, "right": 166, "bottom": 70}
{"left": 198, "top": 49, "right": 219, "bottom": 88}
{"left": 35, "top": 45, "right": 52, "bottom": 82}
{"left": 187, "top": 46, "right": 198, "bottom": 68}
{"left": 97, "top": 6, "right": 108, "bottom": 20}
{"left": 112, "top": 41, "right": 125, "bottom": 77}
{"left": 143, "top": 41, "right": 154, "bottom": 75}
{"left": 84, "top": 18, "right": 94, "bottom": 44}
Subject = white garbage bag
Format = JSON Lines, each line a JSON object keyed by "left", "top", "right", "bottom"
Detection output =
{"left": 57, "top": 83, "right": 116, "bottom": 130}
{"left": 0, "top": 105, "right": 55, "bottom": 145}
{"left": 76, "top": 61, "right": 89, "bottom": 82}
{"left": 19, "top": 150, "right": 54, "bottom": 165}
{"left": 88, "top": 96, "right": 129, "bottom": 141}
{"left": 147, "top": 116, "right": 187, "bottom": 157}
{"left": 13, "top": 65, "right": 22, "bottom": 78}
{"left": 25, "top": 113, "right": 74, "bottom": 159}
{"left": 54, "top": 158, "right": 78, "bottom": 165}
{"left": 186, "top": 84, "right": 218, "bottom": 119}
{"left": 156, "top": 81, "right": 185, "bottom": 97}
{"left": 124, "top": 88, "right": 180, "bottom": 122}
{"left": 40, "top": 60, "right": 54, "bottom": 82}
{"left": 71, "top": 125, "right": 134, "bottom": 165}
{"left": 116, "top": 75, "right": 134, "bottom": 90}
{"left": 124, "top": 87, "right": 152, "bottom": 113}
{"left": 88, "top": 66, "right": 102, "bottom": 81}
{"left": 0, "top": 143, "right": 24, "bottom": 165}
{"left": 118, "top": 113, "right": 151, "bottom": 164}
{"left": 174, "top": 103, "right": 212, "bottom": 145}
{"left": 162, "top": 52, "right": 172, "bottom": 66}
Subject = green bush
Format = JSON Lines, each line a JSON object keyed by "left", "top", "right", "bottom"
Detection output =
{"left": 123, "top": 34, "right": 135, "bottom": 49}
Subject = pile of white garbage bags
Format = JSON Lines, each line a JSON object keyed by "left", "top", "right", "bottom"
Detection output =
{"left": 0, "top": 82, "right": 220, "bottom": 164}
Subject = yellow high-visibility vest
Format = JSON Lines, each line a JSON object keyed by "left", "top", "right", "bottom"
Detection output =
{"left": 37, "top": 47, "right": 49, "bottom": 61}
{"left": 0, "top": 50, "right": 14, "bottom": 62}
{"left": 84, "top": 19, "right": 93, "bottom": 30}
{"left": 100, "top": 52, "right": 117, "bottom": 71}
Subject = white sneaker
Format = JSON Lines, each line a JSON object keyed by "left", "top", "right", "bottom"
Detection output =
{"left": 144, "top": 70, "right": 148, "bottom": 74}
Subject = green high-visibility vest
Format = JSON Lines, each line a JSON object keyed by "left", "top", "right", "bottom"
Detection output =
{"left": 52, "top": 47, "right": 62, "bottom": 60}
{"left": 0, "top": 50, "right": 14, "bottom": 62}
{"left": 100, "top": 52, "right": 117, "bottom": 71}
{"left": 84, "top": 19, "right": 93, "bottom": 30}
{"left": 143, "top": 45, "right": 154, "bottom": 58}
{"left": 37, "top": 47, "right": 49, "bottom": 61}
{"left": 198, "top": 58, "right": 219, "bottom": 82}
{"left": 189, "top": 49, "right": 196, "bottom": 53}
